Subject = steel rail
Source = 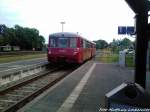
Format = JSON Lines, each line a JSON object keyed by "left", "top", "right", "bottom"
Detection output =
{"left": 0, "top": 64, "right": 76, "bottom": 112}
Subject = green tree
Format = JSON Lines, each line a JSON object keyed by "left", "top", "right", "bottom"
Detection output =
{"left": 0, "top": 24, "right": 45, "bottom": 51}
{"left": 0, "top": 24, "right": 8, "bottom": 45}
{"left": 14, "top": 25, "right": 25, "bottom": 49}
{"left": 6, "top": 28, "right": 16, "bottom": 46}
{"left": 109, "top": 38, "right": 133, "bottom": 53}
{"left": 14, "top": 25, "right": 45, "bottom": 50}
{"left": 37, "top": 35, "right": 45, "bottom": 50}
{"left": 94, "top": 39, "right": 108, "bottom": 49}
{"left": 120, "top": 38, "right": 132, "bottom": 48}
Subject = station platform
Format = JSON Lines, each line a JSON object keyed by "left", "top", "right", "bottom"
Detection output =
{"left": 0, "top": 58, "right": 47, "bottom": 75}
{"left": 19, "top": 60, "right": 135, "bottom": 112}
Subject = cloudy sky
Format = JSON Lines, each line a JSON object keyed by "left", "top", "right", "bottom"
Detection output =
{"left": 0, "top": 0, "right": 135, "bottom": 43}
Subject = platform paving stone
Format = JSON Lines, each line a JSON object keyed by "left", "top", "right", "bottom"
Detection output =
{"left": 71, "top": 63, "right": 134, "bottom": 112}
{"left": 0, "top": 58, "right": 47, "bottom": 74}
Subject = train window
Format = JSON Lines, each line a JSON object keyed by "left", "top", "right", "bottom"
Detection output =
{"left": 50, "top": 38, "right": 56, "bottom": 48}
{"left": 83, "top": 40, "right": 86, "bottom": 48}
{"left": 86, "top": 42, "right": 88, "bottom": 48}
{"left": 70, "top": 38, "right": 77, "bottom": 48}
{"left": 88, "top": 42, "right": 91, "bottom": 48}
{"left": 58, "top": 38, "right": 69, "bottom": 48}
{"left": 85, "top": 41, "right": 90, "bottom": 48}
{"left": 80, "top": 39, "right": 83, "bottom": 48}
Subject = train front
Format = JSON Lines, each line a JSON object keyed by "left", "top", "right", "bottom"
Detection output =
{"left": 47, "top": 32, "right": 82, "bottom": 63}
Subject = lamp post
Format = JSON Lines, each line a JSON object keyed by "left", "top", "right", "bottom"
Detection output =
{"left": 60, "top": 21, "right": 65, "bottom": 32}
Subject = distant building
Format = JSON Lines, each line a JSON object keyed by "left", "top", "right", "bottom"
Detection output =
{"left": 0, "top": 45, "right": 11, "bottom": 52}
{"left": 12, "top": 46, "right": 20, "bottom": 51}
{"left": 0, "top": 45, "right": 20, "bottom": 52}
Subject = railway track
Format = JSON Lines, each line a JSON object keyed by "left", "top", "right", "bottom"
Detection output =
{"left": 0, "top": 64, "right": 78, "bottom": 112}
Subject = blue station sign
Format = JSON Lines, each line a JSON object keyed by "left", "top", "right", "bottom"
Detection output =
{"left": 118, "top": 26, "right": 135, "bottom": 35}
{"left": 118, "top": 26, "right": 126, "bottom": 35}
{"left": 127, "top": 26, "right": 135, "bottom": 35}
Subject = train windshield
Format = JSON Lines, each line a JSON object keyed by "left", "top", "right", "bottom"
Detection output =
{"left": 58, "top": 38, "right": 69, "bottom": 48}
{"left": 58, "top": 37, "right": 77, "bottom": 48}
{"left": 49, "top": 37, "right": 77, "bottom": 48}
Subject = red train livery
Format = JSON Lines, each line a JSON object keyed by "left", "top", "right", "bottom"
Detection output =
{"left": 47, "top": 32, "right": 96, "bottom": 64}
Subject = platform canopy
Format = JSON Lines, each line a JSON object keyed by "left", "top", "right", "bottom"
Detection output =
{"left": 125, "top": 0, "right": 150, "bottom": 88}
{"left": 125, "top": 0, "right": 150, "bottom": 13}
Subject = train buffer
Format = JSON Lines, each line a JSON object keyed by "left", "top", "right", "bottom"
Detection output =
{"left": 18, "top": 60, "right": 150, "bottom": 112}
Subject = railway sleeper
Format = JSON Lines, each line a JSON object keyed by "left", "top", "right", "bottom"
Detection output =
{"left": 14, "top": 89, "right": 34, "bottom": 93}
{"left": 36, "top": 81, "right": 49, "bottom": 85}
{"left": 0, "top": 100, "right": 17, "bottom": 103}
{"left": 26, "top": 83, "right": 43, "bottom": 88}
{"left": 6, "top": 91, "right": 27, "bottom": 96}
{"left": 15, "top": 87, "right": 36, "bottom": 91}
{"left": 31, "top": 81, "right": 49, "bottom": 86}
{"left": 21, "top": 86, "right": 39, "bottom": 90}
{"left": 4, "top": 94, "right": 24, "bottom": 100}
{"left": 0, "top": 96, "right": 20, "bottom": 102}
{"left": 0, "top": 102, "right": 15, "bottom": 109}
{"left": 0, "top": 106, "right": 4, "bottom": 110}
{"left": 5, "top": 94, "right": 24, "bottom": 98}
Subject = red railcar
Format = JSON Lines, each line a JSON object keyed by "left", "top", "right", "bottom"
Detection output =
{"left": 47, "top": 32, "right": 96, "bottom": 64}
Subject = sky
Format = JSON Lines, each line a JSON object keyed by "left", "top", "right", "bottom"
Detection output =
{"left": 0, "top": 0, "right": 135, "bottom": 43}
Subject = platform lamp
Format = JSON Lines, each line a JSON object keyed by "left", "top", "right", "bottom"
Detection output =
{"left": 60, "top": 21, "right": 65, "bottom": 32}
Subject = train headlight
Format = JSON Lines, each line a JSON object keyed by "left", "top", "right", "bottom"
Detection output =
{"left": 73, "top": 52, "right": 78, "bottom": 55}
{"left": 76, "top": 48, "right": 79, "bottom": 51}
{"left": 48, "top": 50, "right": 51, "bottom": 54}
{"left": 74, "top": 48, "right": 79, "bottom": 52}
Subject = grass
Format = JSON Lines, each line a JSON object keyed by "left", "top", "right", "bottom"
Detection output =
{"left": 96, "top": 50, "right": 134, "bottom": 67}
{"left": 96, "top": 53, "right": 119, "bottom": 63}
{"left": 125, "top": 55, "right": 134, "bottom": 68}
{"left": 0, "top": 53, "right": 46, "bottom": 63}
